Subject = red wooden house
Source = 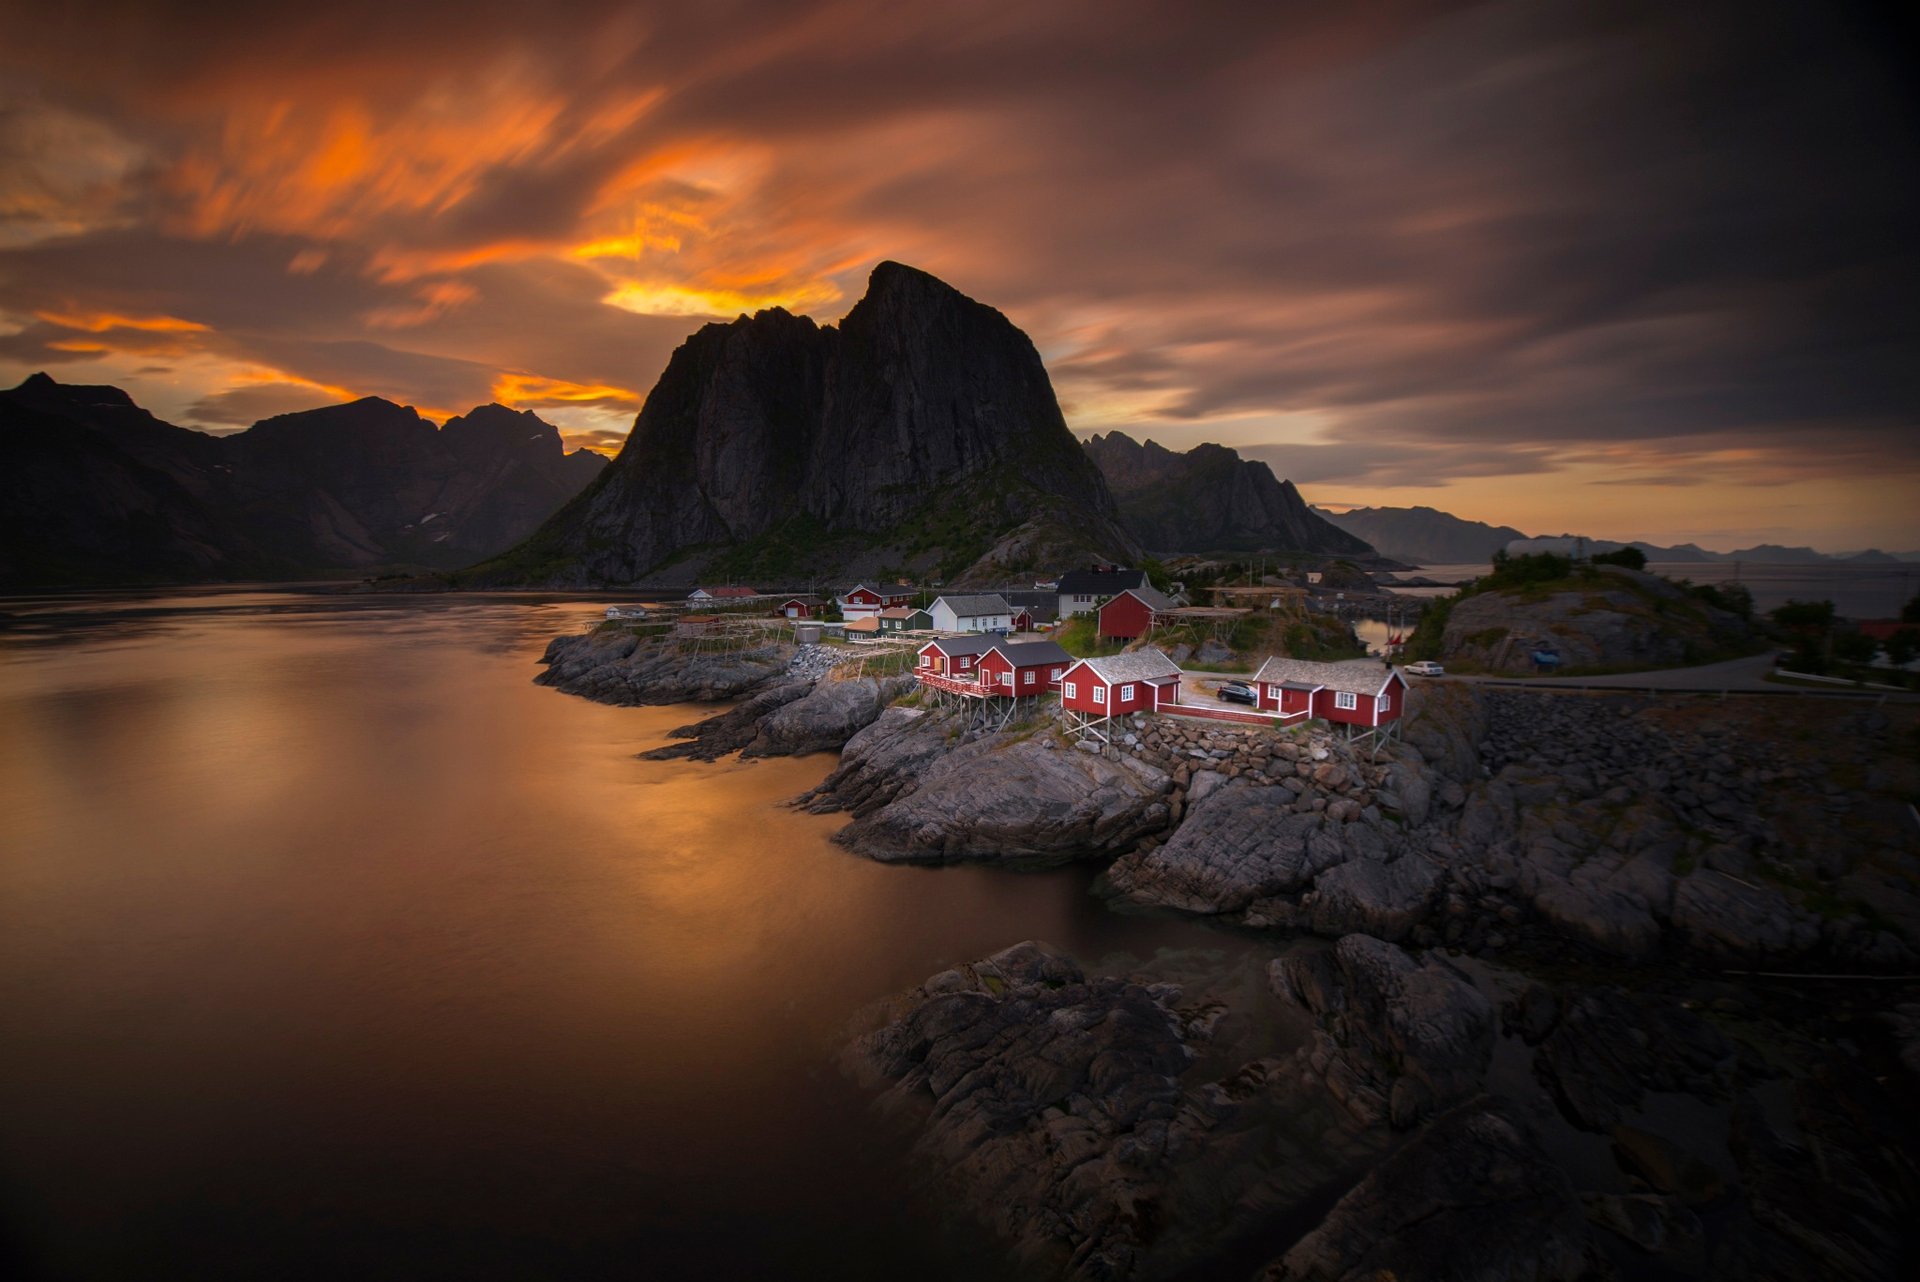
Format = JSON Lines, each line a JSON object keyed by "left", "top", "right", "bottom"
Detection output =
{"left": 839, "top": 583, "right": 917, "bottom": 619}
{"left": 1251, "top": 657, "right": 1408, "bottom": 728}
{"left": 777, "top": 595, "right": 825, "bottom": 618}
{"left": 974, "top": 639, "right": 1075, "bottom": 696}
{"left": 916, "top": 633, "right": 999, "bottom": 678}
{"left": 1097, "top": 587, "right": 1177, "bottom": 642}
{"left": 1058, "top": 649, "right": 1183, "bottom": 723}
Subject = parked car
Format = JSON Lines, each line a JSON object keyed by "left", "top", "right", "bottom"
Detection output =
{"left": 1403, "top": 660, "right": 1445, "bottom": 677}
{"left": 1216, "top": 681, "right": 1258, "bottom": 705}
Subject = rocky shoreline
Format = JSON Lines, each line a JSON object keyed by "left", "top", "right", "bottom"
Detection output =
{"left": 535, "top": 621, "right": 1920, "bottom": 1279}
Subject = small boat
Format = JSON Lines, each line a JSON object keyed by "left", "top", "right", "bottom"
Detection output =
{"left": 605, "top": 606, "right": 651, "bottom": 620}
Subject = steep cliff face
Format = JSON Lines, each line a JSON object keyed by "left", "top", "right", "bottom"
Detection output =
{"left": 0, "top": 375, "right": 605, "bottom": 586}
{"left": 484, "top": 262, "right": 1136, "bottom": 585}
{"left": 1083, "top": 431, "right": 1373, "bottom": 556}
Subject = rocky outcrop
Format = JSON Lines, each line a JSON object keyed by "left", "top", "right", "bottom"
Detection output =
{"left": 0, "top": 373, "right": 604, "bottom": 586}
{"left": 1261, "top": 1102, "right": 1599, "bottom": 1282}
{"left": 1439, "top": 565, "right": 1754, "bottom": 671}
{"left": 1106, "top": 788, "right": 1441, "bottom": 942}
{"left": 825, "top": 713, "right": 1174, "bottom": 866}
{"left": 535, "top": 627, "right": 791, "bottom": 705}
{"left": 478, "top": 262, "right": 1137, "bottom": 586}
{"left": 1085, "top": 431, "right": 1373, "bottom": 556}
{"left": 1272, "top": 936, "right": 1494, "bottom": 1129}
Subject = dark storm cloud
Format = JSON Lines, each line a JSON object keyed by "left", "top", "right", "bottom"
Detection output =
{"left": 0, "top": 0, "right": 1913, "bottom": 536}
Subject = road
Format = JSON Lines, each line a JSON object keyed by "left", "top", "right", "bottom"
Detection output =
{"left": 1427, "top": 652, "right": 1918, "bottom": 699}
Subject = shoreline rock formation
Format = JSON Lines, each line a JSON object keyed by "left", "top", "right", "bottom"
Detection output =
{"left": 531, "top": 622, "right": 1920, "bottom": 1280}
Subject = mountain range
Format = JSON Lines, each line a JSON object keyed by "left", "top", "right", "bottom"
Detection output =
{"left": 0, "top": 374, "right": 605, "bottom": 587}
{"left": 1313, "top": 504, "right": 1916, "bottom": 567}
{"left": 1082, "top": 432, "right": 1371, "bottom": 558}
{"left": 469, "top": 262, "right": 1140, "bottom": 586}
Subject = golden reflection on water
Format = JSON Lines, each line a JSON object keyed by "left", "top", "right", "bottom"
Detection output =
{"left": 0, "top": 589, "right": 1234, "bottom": 1279}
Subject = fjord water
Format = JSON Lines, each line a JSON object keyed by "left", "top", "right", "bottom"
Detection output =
{"left": 0, "top": 588, "right": 1236, "bottom": 1280}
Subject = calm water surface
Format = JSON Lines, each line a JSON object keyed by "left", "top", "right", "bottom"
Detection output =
{"left": 0, "top": 587, "right": 1251, "bottom": 1280}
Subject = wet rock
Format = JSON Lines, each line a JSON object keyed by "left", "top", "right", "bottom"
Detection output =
{"left": 834, "top": 725, "right": 1171, "bottom": 865}
{"left": 1611, "top": 1124, "right": 1727, "bottom": 1206}
{"left": 1722, "top": 1066, "right": 1917, "bottom": 1282}
{"left": 536, "top": 629, "right": 792, "bottom": 704}
{"left": 1670, "top": 871, "right": 1818, "bottom": 957}
{"left": 847, "top": 941, "right": 1389, "bottom": 1282}
{"left": 1261, "top": 1102, "right": 1600, "bottom": 1281}
{"left": 1106, "top": 788, "right": 1338, "bottom": 915}
{"left": 1533, "top": 989, "right": 1735, "bottom": 1131}
{"left": 742, "top": 674, "right": 914, "bottom": 757}
{"left": 1273, "top": 936, "right": 1493, "bottom": 1129}
{"left": 640, "top": 679, "right": 811, "bottom": 760}
{"left": 1306, "top": 854, "right": 1441, "bottom": 943}
{"left": 1581, "top": 1191, "right": 1701, "bottom": 1257}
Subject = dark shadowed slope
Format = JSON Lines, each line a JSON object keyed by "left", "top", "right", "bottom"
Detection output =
{"left": 1084, "top": 431, "right": 1373, "bottom": 557}
{"left": 0, "top": 374, "right": 604, "bottom": 587}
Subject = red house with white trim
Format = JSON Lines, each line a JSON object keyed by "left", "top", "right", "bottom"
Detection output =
{"left": 777, "top": 595, "right": 825, "bottom": 618}
{"left": 1097, "top": 586, "right": 1178, "bottom": 642}
{"left": 1251, "top": 657, "right": 1408, "bottom": 728}
{"left": 839, "top": 583, "right": 916, "bottom": 620}
{"left": 916, "top": 633, "right": 998, "bottom": 678}
{"left": 1059, "top": 649, "right": 1183, "bottom": 719}
{"left": 975, "top": 638, "right": 1075, "bottom": 696}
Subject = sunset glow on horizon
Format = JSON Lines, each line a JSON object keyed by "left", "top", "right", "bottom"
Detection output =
{"left": 2, "top": 0, "right": 1915, "bottom": 547}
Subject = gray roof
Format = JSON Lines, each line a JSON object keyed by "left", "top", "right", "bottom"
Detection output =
{"left": 1253, "top": 656, "right": 1398, "bottom": 695}
{"left": 1076, "top": 648, "right": 1182, "bottom": 683}
{"left": 1113, "top": 586, "right": 1178, "bottom": 612}
{"left": 1057, "top": 568, "right": 1149, "bottom": 596}
{"left": 922, "top": 633, "right": 999, "bottom": 656}
{"left": 986, "top": 638, "right": 1074, "bottom": 667}
{"left": 933, "top": 594, "right": 1012, "bottom": 616}
{"left": 997, "top": 589, "right": 1061, "bottom": 611}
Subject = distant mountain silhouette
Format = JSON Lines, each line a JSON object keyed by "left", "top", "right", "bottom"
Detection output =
{"left": 472, "top": 262, "right": 1137, "bottom": 586}
{"left": 0, "top": 374, "right": 604, "bottom": 586}
{"left": 1084, "top": 432, "right": 1372, "bottom": 556}
{"left": 1312, "top": 505, "right": 1527, "bottom": 565}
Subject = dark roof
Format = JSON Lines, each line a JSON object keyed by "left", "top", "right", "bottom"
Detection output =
{"left": 1056, "top": 568, "right": 1149, "bottom": 596}
{"left": 921, "top": 633, "right": 999, "bottom": 656}
{"left": 998, "top": 588, "right": 1061, "bottom": 611}
{"left": 985, "top": 638, "right": 1074, "bottom": 667}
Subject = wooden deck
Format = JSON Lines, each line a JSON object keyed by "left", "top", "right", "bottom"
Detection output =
{"left": 915, "top": 671, "right": 995, "bottom": 699}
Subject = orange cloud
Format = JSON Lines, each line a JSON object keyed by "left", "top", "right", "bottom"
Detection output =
{"left": 36, "top": 310, "right": 209, "bottom": 333}
{"left": 492, "top": 372, "right": 642, "bottom": 410}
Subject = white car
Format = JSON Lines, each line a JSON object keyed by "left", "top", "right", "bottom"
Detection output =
{"left": 1403, "top": 660, "right": 1445, "bottom": 677}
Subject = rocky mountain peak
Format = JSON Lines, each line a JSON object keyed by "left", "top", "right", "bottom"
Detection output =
{"left": 480, "top": 262, "right": 1135, "bottom": 586}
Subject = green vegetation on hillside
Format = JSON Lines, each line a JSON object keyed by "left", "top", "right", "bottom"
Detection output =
{"left": 1400, "top": 551, "right": 1764, "bottom": 669}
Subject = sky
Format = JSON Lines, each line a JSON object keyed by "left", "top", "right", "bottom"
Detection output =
{"left": 1, "top": 0, "right": 1916, "bottom": 551}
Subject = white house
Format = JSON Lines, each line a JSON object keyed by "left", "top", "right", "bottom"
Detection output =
{"left": 928, "top": 593, "right": 1013, "bottom": 633}
{"left": 1055, "top": 568, "right": 1150, "bottom": 618}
